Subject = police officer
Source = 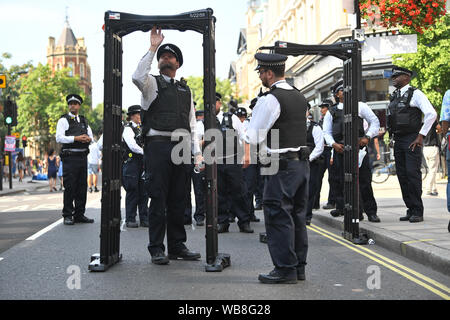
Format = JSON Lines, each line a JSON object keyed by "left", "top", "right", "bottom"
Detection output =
{"left": 132, "top": 26, "right": 202, "bottom": 265}
{"left": 191, "top": 109, "right": 206, "bottom": 226}
{"left": 235, "top": 53, "right": 309, "bottom": 284}
{"left": 324, "top": 79, "right": 381, "bottom": 222}
{"left": 216, "top": 93, "right": 254, "bottom": 234}
{"left": 122, "top": 105, "right": 148, "bottom": 228}
{"left": 56, "top": 94, "right": 94, "bottom": 225}
{"left": 305, "top": 107, "right": 324, "bottom": 225}
{"left": 387, "top": 66, "right": 437, "bottom": 223}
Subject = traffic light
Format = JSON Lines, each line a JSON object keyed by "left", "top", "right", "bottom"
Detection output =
{"left": 0, "top": 74, "right": 6, "bottom": 89}
{"left": 11, "top": 101, "right": 17, "bottom": 126}
{"left": 3, "top": 99, "right": 13, "bottom": 125}
{"left": 15, "top": 139, "right": 19, "bottom": 148}
{"left": 22, "top": 136, "right": 27, "bottom": 148}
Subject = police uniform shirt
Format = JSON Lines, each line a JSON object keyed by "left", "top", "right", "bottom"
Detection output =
{"left": 122, "top": 121, "right": 144, "bottom": 155}
{"left": 308, "top": 119, "right": 324, "bottom": 162}
{"left": 323, "top": 102, "right": 380, "bottom": 147}
{"left": 233, "top": 80, "right": 305, "bottom": 153}
{"left": 394, "top": 84, "right": 437, "bottom": 136}
{"left": 131, "top": 50, "right": 200, "bottom": 155}
{"left": 56, "top": 112, "right": 94, "bottom": 145}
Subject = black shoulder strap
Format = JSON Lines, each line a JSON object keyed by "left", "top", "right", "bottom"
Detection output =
{"left": 405, "top": 87, "right": 416, "bottom": 106}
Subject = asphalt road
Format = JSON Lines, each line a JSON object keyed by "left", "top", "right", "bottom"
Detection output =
{"left": 0, "top": 188, "right": 449, "bottom": 301}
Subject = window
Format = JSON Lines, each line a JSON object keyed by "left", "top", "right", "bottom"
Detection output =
{"left": 68, "top": 62, "right": 74, "bottom": 77}
{"left": 364, "top": 78, "right": 389, "bottom": 102}
{"left": 80, "top": 63, "right": 85, "bottom": 79}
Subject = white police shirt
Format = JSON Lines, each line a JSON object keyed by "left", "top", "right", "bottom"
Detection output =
{"left": 308, "top": 120, "right": 324, "bottom": 162}
{"left": 131, "top": 50, "right": 200, "bottom": 155}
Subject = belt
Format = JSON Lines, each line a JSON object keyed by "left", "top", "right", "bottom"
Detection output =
{"left": 63, "top": 148, "right": 88, "bottom": 152}
{"left": 145, "top": 135, "right": 184, "bottom": 143}
{"left": 278, "top": 151, "right": 300, "bottom": 161}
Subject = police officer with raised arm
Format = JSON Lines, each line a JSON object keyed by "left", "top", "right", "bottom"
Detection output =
{"left": 305, "top": 106, "right": 324, "bottom": 225}
{"left": 387, "top": 66, "right": 437, "bottom": 223}
{"left": 323, "top": 79, "right": 381, "bottom": 223}
{"left": 132, "top": 26, "right": 202, "bottom": 265}
{"left": 235, "top": 53, "right": 309, "bottom": 284}
{"left": 56, "top": 94, "right": 94, "bottom": 225}
{"left": 122, "top": 105, "right": 148, "bottom": 228}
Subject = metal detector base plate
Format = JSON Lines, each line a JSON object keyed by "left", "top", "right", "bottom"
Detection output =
{"left": 88, "top": 253, "right": 123, "bottom": 272}
{"left": 205, "top": 253, "right": 231, "bottom": 272}
{"left": 343, "top": 232, "right": 369, "bottom": 245}
{"left": 259, "top": 232, "right": 267, "bottom": 244}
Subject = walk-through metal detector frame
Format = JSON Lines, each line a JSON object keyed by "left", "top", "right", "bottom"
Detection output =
{"left": 260, "top": 40, "right": 368, "bottom": 244}
{"left": 89, "top": 8, "right": 231, "bottom": 272}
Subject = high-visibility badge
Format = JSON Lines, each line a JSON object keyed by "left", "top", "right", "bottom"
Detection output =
{"left": 129, "top": 153, "right": 132, "bottom": 158}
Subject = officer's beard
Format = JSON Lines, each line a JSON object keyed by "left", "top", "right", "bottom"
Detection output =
{"left": 159, "top": 62, "right": 176, "bottom": 73}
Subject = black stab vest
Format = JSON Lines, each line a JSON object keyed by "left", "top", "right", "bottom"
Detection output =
{"left": 306, "top": 120, "right": 317, "bottom": 152}
{"left": 122, "top": 122, "right": 144, "bottom": 161}
{"left": 141, "top": 75, "right": 191, "bottom": 134}
{"left": 217, "top": 112, "right": 239, "bottom": 160}
{"left": 387, "top": 87, "right": 422, "bottom": 136}
{"left": 329, "top": 104, "right": 365, "bottom": 144}
{"left": 267, "top": 86, "right": 307, "bottom": 149}
{"left": 61, "top": 114, "right": 89, "bottom": 150}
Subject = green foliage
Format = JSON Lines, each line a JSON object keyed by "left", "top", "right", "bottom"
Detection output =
{"left": 392, "top": 14, "right": 450, "bottom": 113}
{"left": 184, "top": 76, "right": 242, "bottom": 111}
{"left": 85, "top": 103, "right": 103, "bottom": 137}
{"left": 16, "top": 63, "right": 85, "bottom": 152}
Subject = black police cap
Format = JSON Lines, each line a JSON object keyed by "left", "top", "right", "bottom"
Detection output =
{"left": 216, "top": 92, "right": 222, "bottom": 101}
{"left": 331, "top": 79, "right": 344, "bottom": 94}
{"left": 254, "top": 52, "right": 288, "bottom": 70}
{"left": 66, "top": 94, "right": 83, "bottom": 105}
{"left": 157, "top": 43, "right": 183, "bottom": 67}
{"left": 391, "top": 66, "right": 413, "bottom": 78}
{"left": 236, "top": 107, "right": 247, "bottom": 118}
{"left": 319, "top": 99, "right": 334, "bottom": 108}
{"left": 195, "top": 110, "right": 204, "bottom": 117}
{"left": 127, "top": 105, "right": 141, "bottom": 115}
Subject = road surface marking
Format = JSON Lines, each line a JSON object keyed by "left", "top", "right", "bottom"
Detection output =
{"left": 0, "top": 257, "right": 3, "bottom": 262}
{"left": 308, "top": 224, "right": 450, "bottom": 300}
{"left": 310, "top": 224, "right": 450, "bottom": 294}
{"left": 402, "top": 239, "right": 435, "bottom": 244}
{"left": 26, "top": 218, "right": 63, "bottom": 241}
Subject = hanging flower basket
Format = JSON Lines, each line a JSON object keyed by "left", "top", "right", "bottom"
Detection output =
{"left": 359, "top": 0, "right": 447, "bottom": 33}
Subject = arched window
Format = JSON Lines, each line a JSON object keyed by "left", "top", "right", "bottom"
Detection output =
{"left": 68, "top": 62, "right": 74, "bottom": 77}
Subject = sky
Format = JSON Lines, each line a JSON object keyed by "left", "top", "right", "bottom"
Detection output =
{"left": 0, "top": 0, "right": 248, "bottom": 109}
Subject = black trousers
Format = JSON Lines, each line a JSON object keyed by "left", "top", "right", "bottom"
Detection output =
{"left": 394, "top": 133, "right": 424, "bottom": 216}
{"left": 332, "top": 150, "right": 377, "bottom": 215}
{"left": 122, "top": 158, "right": 148, "bottom": 223}
{"left": 62, "top": 155, "right": 88, "bottom": 218}
{"left": 306, "top": 159, "right": 322, "bottom": 221}
{"left": 184, "top": 164, "right": 193, "bottom": 223}
{"left": 243, "top": 164, "right": 258, "bottom": 215}
{"left": 217, "top": 163, "right": 250, "bottom": 227}
{"left": 145, "top": 141, "right": 189, "bottom": 255}
{"left": 192, "top": 167, "right": 206, "bottom": 222}
{"left": 254, "top": 163, "right": 264, "bottom": 207}
{"left": 263, "top": 159, "right": 309, "bottom": 275}
{"left": 316, "top": 147, "right": 336, "bottom": 206}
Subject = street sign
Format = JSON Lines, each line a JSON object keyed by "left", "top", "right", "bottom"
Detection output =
{"left": 4, "top": 135, "right": 16, "bottom": 152}
{"left": 12, "top": 132, "right": 20, "bottom": 139}
{"left": 0, "top": 74, "right": 6, "bottom": 89}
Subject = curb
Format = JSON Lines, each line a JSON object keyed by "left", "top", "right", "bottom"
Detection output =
{"left": 313, "top": 212, "right": 450, "bottom": 276}
{"left": 0, "top": 184, "right": 49, "bottom": 197}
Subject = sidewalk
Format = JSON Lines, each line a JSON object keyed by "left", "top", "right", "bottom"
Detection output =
{"left": 0, "top": 177, "right": 50, "bottom": 196}
{"left": 314, "top": 174, "right": 450, "bottom": 275}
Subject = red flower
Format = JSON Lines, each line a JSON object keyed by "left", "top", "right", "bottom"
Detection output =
{"left": 409, "top": 10, "right": 416, "bottom": 15}
{"left": 407, "top": 20, "right": 413, "bottom": 25}
{"left": 432, "top": 2, "right": 439, "bottom": 7}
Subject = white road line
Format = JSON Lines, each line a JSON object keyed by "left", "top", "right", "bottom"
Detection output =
{"left": 0, "top": 257, "right": 3, "bottom": 262}
{"left": 26, "top": 218, "right": 63, "bottom": 241}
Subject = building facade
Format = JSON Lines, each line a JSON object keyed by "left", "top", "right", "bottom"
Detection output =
{"left": 47, "top": 19, "right": 92, "bottom": 99}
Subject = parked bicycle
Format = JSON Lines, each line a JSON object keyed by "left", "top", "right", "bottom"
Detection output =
{"left": 372, "top": 149, "right": 428, "bottom": 184}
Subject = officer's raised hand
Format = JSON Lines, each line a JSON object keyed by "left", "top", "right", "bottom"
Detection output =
{"left": 150, "top": 26, "right": 164, "bottom": 52}
{"left": 332, "top": 142, "right": 344, "bottom": 153}
{"left": 409, "top": 134, "right": 424, "bottom": 151}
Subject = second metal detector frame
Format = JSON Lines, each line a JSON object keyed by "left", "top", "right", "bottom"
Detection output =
{"left": 89, "top": 8, "right": 231, "bottom": 272}
{"left": 259, "top": 40, "right": 368, "bottom": 245}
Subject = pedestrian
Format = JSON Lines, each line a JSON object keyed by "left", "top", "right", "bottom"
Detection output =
{"left": 235, "top": 52, "right": 309, "bottom": 284}
{"left": 121, "top": 105, "right": 148, "bottom": 228}
{"left": 438, "top": 89, "right": 450, "bottom": 232}
{"left": 15, "top": 152, "right": 25, "bottom": 182}
{"left": 57, "top": 157, "right": 64, "bottom": 190}
{"left": 305, "top": 106, "right": 324, "bottom": 225}
{"left": 56, "top": 93, "right": 94, "bottom": 225}
{"left": 215, "top": 93, "right": 254, "bottom": 234}
{"left": 132, "top": 26, "right": 202, "bottom": 265}
{"left": 87, "top": 140, "right": 101, "bottom": 193}
{"left": 324, "top": 79, "right": 381, "bottom": 222}
{"left": 46, "top": 149, "right": 58, "bottom": 192}
{"left": 387, "top": 66, "right": 437, "bottom": 223}
{"left": 423, "top": 120, "right": 440, "bottom": 196}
